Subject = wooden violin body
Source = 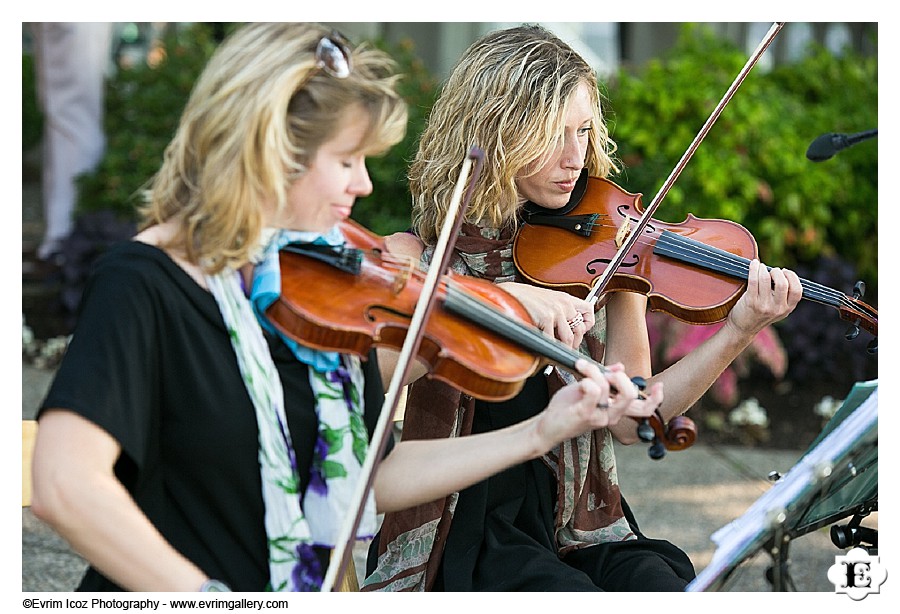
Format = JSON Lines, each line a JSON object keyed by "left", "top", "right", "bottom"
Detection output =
{"left": 268, "top": 220, "right": 539, "bottom": 402}
{"left": 514, "top": 177, "right": 877, "bottom": 344}
{"left": 515, "top": 177, "right": 759, "bottom": 325}
{"left": 265, "top": 219, "right": 696, "bottom": 454}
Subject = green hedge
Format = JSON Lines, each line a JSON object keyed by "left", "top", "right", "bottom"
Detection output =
{"left": 74, "top": 24, "right": 221, "bottom": 218}
{"left": 23, "top": 53, "right": 42, "bottom": 151}
{"left": 350, "top": 38, "right": 439, "bottom": 234}
{"left": 607, "top": 23, "right": 877, "bottom": 291}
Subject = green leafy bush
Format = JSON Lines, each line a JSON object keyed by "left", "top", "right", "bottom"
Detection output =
{"left": 23, "top": 53, "right": 42, "bottom": 151}
{"left": 608, "top": 24, "right": 878, "bottom": 409}
{"left": 352, "top": 38, "right": 439, "bottom": 235}
{"left": 607, "top": 23, "right": 877, "bottom": 292}
{"left": 75, "top": 23, "right": 221, "bottom": 219}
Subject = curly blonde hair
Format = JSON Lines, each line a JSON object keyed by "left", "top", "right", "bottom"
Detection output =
{"left": 141, "top": 22, "right": 407, "bottom": 273}
{"left": 410, "top": 24, "right": 618, "bottom": 245}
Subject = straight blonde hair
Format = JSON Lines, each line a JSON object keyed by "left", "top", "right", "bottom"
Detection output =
{"left": 142, "top": 23, "right": 407, "bottom": 273}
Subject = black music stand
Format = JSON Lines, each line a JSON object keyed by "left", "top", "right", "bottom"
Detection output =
{"left": 686, "top": 380, "right": 878, "bottom": 592}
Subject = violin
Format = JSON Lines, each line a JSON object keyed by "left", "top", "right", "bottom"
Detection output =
{"left": 265, "top": 218, "right": 696, "bottom": 454}
{"left": 513, "top": 175, "right": 878, "bottom": 351}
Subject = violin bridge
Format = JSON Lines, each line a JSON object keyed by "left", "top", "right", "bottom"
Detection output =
{"left": 615, "top": 219, "right": 632, "bottom": 248}
{"left": 392, "top": 262, "right": 413, "bottom": 294}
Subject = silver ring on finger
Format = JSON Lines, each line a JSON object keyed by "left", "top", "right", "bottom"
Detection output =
{"left": 568, "top": 313, "right": 584, "bottom": 330}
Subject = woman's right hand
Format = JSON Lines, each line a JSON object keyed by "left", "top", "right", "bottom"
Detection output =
{"left": 533, "top": 359, "right": 663, "bottom": 451}
{"left": 376, "top": 359, "right": 662, "bottom": 513}
{"left": 497, "top": 281, "right": 595, "bottom": 349}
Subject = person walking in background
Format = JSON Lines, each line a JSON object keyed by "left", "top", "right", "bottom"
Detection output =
{"left": 29, "top": 22, "right": 112, "bottom": 268}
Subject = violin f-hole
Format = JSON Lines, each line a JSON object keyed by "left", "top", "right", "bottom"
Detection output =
{"left": 586, "top": 255, "right": 639, "bottom": 275}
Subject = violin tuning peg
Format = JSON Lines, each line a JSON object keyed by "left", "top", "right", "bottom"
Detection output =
{"left": 867, "top": 338, "right": 878, "bottom": 354}
{"left": 648, "top": 441, "right": 667, "bottom": 460}
{"left": 853, "top": 280, "right": 866, "bottom": 300}
{"left": 845, "top": 322, "right": 861, "bottom": 340}
{"left": 637, "top": 419, "right": 655, "bottom": 443}
{"left": 630, "top": 376, "right": 647, "bottom": 391}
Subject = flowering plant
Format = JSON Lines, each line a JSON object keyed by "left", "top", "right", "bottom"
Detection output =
{"left": 646, "top": 311, "right": 788, "bottom": 408}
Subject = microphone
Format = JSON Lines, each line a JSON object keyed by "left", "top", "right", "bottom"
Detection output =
{"left": 806, "top": 128, "right": 878, "bottom": 162}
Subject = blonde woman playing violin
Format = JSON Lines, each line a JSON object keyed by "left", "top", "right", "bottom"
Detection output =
{"left": 366, "top": 24, "right": 801, "bottom": 592}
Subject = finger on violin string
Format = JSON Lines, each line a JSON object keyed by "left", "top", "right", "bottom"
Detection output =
{"left": 607, "top": 369, "right": 639, "bottom": 402}
{"left": 746, "top": 258, "right": 761, "bottom": 291}
{"left": 769, "top": 267, "right": 790, "bottom": 295}
{"left": 574, "top": 358, "right": 606, "bottom": 382}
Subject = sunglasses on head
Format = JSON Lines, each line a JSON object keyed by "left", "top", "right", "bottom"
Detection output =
{"left": 314, "top": 30, "right": 352, "bottom": 79}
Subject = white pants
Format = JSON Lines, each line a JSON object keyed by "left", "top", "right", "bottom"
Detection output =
{"left": 32, "top": 22, "right": 112, "bottom": 260}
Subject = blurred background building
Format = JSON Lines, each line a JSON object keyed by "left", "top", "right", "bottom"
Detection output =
{"left": 22, "top": 22, "right": 877, "bottom": 80}
{"left": 338, "top": 22, "right": 876, "bottom": 78}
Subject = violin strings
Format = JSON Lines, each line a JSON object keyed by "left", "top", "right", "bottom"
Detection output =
{"left": 577, "top": 219, "right": 875, "bottom": 319}
{"left": 350, "top": 228, "right": 873, "bottom": 336}
{"left": 655, "top": 232, "right": 877, "bottom": 318}
{"left": 656, "top": 232, "right": 867, "bottom": 313}
{"left": 372, "top": 226, "right": 874, "bottom": 322}
{"left": 353, "top": 247, "right": 609, "bottom": 367}
{"left": 660, "top": 229, "right": 876, "bottom": 319}
{"left": 442, "top": 279, "right": 601, "bottom": 373}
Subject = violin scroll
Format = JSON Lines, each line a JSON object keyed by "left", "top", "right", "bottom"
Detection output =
{"left": 637, "top": 411, "right": 698, "bottom": 460}
{"left": 630, "top": 376, "right": 697, "bottom": 459}
{"left": 843, "top": 280, "right": 878, "bottom": 354}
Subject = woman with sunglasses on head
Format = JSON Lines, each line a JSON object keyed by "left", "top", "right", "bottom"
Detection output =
{"left": 365, "top": 24, "right": 802, "bottom": 592}
{"left": 30, "top": 22, "right": 663, "bottom": 593}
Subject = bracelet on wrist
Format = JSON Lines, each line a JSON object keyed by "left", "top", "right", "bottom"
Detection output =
{"left": 200, "top": 579, "right": 231, "bottom": 592}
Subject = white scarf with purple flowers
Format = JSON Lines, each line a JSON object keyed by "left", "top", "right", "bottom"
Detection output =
{"left": 206, "top": 254, "right": 376, "bottom": 591}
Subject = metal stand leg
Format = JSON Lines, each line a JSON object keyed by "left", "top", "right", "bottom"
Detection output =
{"left": 764, "top": 523, "right": 797, "bottom": 591}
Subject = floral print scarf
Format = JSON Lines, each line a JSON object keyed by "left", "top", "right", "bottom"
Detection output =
{"left": 206, "top": 228, "right": 375, "bottom": 591}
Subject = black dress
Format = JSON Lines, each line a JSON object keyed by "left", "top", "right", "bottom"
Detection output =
{"left": 40, "top": 241, "right": 386, "bottom": 591}
{"left": 433, "top": 375, "right": 695, "bottom": 592}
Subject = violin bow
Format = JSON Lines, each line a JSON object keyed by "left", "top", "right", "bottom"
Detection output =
{"left": 321, "top": 146, "right": 486, "bottom": 592}
{"left": 586, "top": 21, "right": 785, "bottom": 304}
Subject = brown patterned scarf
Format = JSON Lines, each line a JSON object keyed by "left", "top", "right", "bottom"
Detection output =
{"left": 363, "top": 221, "right": 634, "bottom": 592}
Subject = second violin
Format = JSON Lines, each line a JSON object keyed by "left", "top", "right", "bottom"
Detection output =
{"left": 513, "top": 175, "right": 878, "bottom": 350}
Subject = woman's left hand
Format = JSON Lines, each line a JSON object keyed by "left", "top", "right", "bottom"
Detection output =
{"left": 726, "top": 259, "right": 802, "bottom": 337}
{"left": 497, "top": 281, "right": 595, "bottom": 349}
